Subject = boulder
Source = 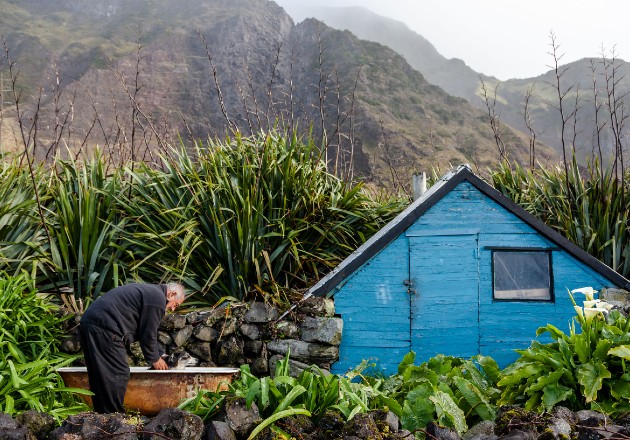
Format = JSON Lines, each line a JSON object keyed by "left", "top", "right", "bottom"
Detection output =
{"left": 462, "top": 420, "right": 496, "bottom": 440}
{"left": 342, "top": 413, "right": 382, "bottom": 440}
{"left": 576, "top": 410, "right": 610, "bottom": 427}
{"left": 186, "top": 342, "right": 213, "bottom": 362}
{"left": 500, "top": 429, "right": 537, "bottom": 440}
{"left": 251, "top": 357, "right": 269, "bottom": 376}
{"left": 222, "top": 398, "right": 261, "bottom": 438}
{"left": 300, "top": 317, "right": 343, "bottom": 345}
{"left": 143, "top": 408, "right": 203, "bottom": 440}
{"left": 0, "top": 412, "right": 29, "bottom": 440}
{"left": 50, "top": 413, "right": 139, "bottom": 440}
{"left": 157, "top": 330, "right": 173, "bottom": 346}
{"left": 193, "top": 326, "right": 218, "bottom": 342}
{"left": 297, "top": 297, "right": 335, "bottom": 317}
{"left": 16, "top": 410, "right": 56, "bottom": 440}
{"left": 266, "top": 339, "right": 338, "bottom": 364}
{"left": 239, "top": 323, "right": 261, "bottom": 341}
{"left": 274, "top": 321, "right": 300, "bottom": 339}
{"left": 172, "top": 326, "right": 194, "bottom": 347}
{"left": 243, "top": 340, "right": 263, "bottom": 356}
{"left": 215, "top": 318, "right": 238, "bottom": 338}
{"left": 161, "top": 314, "right": 187, "bottom": 330}
{"left": 216, "top": 336, "right": 245, "bottom": 366}
{"left": 204, "top": 421, "right": 236, "bottom": 440}
{"left": 243, "top": 302, "right": 279, "bottom": 323}
{"left": 203, "top": 308, "right": 227, "bottom": 327}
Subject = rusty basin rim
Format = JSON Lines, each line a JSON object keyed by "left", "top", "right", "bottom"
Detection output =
{"left": 58, "top": 366, "right": 240, "bottom": 374}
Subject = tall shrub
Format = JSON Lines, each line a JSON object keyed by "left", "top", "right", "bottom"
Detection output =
{"left": 0, "top": 158, "right": 49, "bottom": 276}
{"left": 491, "top": 158, "right": 630, "bottom": 278}
{"left": 43, "top": 154, "right": 129, "bottom": 299}
{"left": 121, "top": 130, "right": 404, "bottom": 303}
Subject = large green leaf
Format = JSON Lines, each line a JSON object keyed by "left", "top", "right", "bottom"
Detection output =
{"left": 476, "top": 355, "right": 502, "bottom": 386}
{"left": 541, "top": 383, "right": 574, "bottom": 411}
{"left": 452, "top": 376, "right": 496, "bottom": 421}
{"left": 576, "top": 361, "right": 611, "bottom": 403}
{"left": 400, "top": 383, "right": 435, "bottom": 433}
{"left": 430, "top": 390, "right": 467, "bottom": 435}
{"left": 609, "top": 379, "right": 630, "bottom": 401}
{"left": 608, "top": 345, "right": 630, "bottom": 360}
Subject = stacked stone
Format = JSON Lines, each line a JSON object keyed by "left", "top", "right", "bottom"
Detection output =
{"left": 124, "top": 297, "right": 343, "bottom": 376}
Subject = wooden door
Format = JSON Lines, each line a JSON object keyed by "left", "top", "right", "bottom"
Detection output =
{"left": 408, "top": 233, "right": 480, "bottom": 361}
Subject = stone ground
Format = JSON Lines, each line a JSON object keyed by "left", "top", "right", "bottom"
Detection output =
{"left": 2, "top": 403, "right": 630, "bottom": 439}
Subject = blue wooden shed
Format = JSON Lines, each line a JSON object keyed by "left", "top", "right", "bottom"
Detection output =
{"left": 306, "top": 165, "right": 630, "bottom": 374}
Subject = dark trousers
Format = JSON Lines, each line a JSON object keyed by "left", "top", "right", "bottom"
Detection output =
{"left": 79, "top": 323, "right": 129, "bottom": 413}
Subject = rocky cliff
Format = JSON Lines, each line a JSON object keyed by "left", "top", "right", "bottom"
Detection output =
{"left": 0, "top": 0, "right": 552, "bottom": 185}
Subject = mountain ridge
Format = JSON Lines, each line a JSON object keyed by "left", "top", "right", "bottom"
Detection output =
{"left": 0, "top": 0, "right": 553, "bottom": 186}
{"left": 288, "top": 5, "right": 630, "bottom": 163}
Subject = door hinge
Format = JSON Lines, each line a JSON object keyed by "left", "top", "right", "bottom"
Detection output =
{"left": 403, "top": 279, "right": 416, "bottom": 295}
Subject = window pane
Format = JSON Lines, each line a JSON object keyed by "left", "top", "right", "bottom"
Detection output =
{"left": 493, "top": 251, "right": 551, "bottom": 300}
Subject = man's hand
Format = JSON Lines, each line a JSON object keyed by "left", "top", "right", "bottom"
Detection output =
{"left": 152, "top": 357, "right": 169, "bottom": 370}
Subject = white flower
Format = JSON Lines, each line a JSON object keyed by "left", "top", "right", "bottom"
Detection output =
{"left": 583, "top": 307, "right": 604, "bottom": 323}
{"left": 572, "top": 287, "right": 598, "bottom": 301}
{"left": 574, "top": 305, "right": 584, "bottom": 319}
{"left": 598, "top": 302, "right": 614, "bottom": 311}
{"left": 583, "top": 300, "right": 600, "bottom": 308}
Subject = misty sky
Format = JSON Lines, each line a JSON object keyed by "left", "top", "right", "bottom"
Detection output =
{"left": 274, "top": 0, "right": 629, "bottom": 80}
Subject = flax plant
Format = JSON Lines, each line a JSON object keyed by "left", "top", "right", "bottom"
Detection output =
{"left": 122, "top": 130, "right": 403, "bottom": 303}
{"left": 43, "top": 153, "right": 129, "bottom": 298}
{"left": 0, "top": 157, "right": 49, "bottom": 276}
{"left": 491, "top": 157, "right": 630, "bottom": 278}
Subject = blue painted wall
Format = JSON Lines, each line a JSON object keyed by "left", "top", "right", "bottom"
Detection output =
{"left": 331, "top": 182, "right": 616, "bottom": 375}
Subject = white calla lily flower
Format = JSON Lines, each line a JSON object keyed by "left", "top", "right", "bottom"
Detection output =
{"left": 598, "top": 302, "right": 614, "bottom": 311}
{"left": 571, "top": 287, "right": 597, "bottom": 301}
{"left": 583, "top": 300, "right": 600, "bottom": 308}
{"left": 583, "top": 307, "right": 604, "bottom": 323}
{"left": 574, "top": 306, "right": 584, "bottom": 319}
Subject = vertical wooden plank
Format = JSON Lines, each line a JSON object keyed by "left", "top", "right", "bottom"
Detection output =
{"left": 331, "top": 234, "right": 410, "bottom": 375}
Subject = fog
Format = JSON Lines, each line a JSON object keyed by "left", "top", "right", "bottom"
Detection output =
{"left": 274, "top": 0, "right": 629, "bottom": 80}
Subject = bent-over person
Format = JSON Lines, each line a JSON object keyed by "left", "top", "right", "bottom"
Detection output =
{"left": 79, "top": 282, "right": 185, "bottom": 413}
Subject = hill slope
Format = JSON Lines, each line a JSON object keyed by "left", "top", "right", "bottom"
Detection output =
{"left": 284, "top": 5, "right": 630, "bottom": 163}
{"left": 0, "top": 0, "right": 552, "bottom": 185}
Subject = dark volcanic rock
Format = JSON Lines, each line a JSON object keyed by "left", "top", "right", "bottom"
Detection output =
{"left": 143, "top": 408, "right": 203, "bottom": 440}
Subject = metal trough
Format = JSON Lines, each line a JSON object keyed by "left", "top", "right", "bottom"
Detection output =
{"left": 58, "top": 366, "right": 240, "bottom": 415}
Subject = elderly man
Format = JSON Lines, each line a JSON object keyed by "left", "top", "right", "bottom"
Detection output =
{"left": 79, "top": 282, "right": 186, "bottom": 413}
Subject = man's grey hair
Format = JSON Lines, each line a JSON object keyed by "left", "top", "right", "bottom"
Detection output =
{"left": 166, "top": 282, "right": 186, "bottom": 301}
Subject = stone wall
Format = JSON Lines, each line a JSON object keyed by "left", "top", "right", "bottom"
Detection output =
{"left": 601, "top": 287, "right": 630, "bottom": 313}
{"left": 64, "top": 297, "right": 343, "bottom": 376}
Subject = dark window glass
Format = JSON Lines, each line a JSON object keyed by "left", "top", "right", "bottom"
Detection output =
{"left": 493, "top": 251, "right": 552, "bottom": 301}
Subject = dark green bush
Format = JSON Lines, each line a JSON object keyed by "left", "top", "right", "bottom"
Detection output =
{"left": 0, "top": 272, "right": 88, "bottom": 419}
{"left": 120, "top": 131, "right": 404, "bottom": 303}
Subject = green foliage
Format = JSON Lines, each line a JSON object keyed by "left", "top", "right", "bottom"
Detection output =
{"left": 230, "top": 355, "right": 361, "bottom": 422}
{"left": 366, "top": 352, "right": 501, "bottom": 436}
{"left": 178, "top": 389, "right": 225, "bottom": 421}
{"left": 0, "top": 131, "right": 403, "bottom": 304}
{"left": 43, "top": 154, "right": 129, "bottom": 298}
{"left": 120, "top": 131, "right": 403, "bottom": 302}
{"left": 497, "top": 289, "right": 630, "bottom": 416}
{"left": 0, "top": 272, "right": 89, "bottom": 419}
{"left": 490, "top": 158, "right": 630, "bottom": 278}
{"left": 0, "top": 158, "right": 48, "bottom": 276}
